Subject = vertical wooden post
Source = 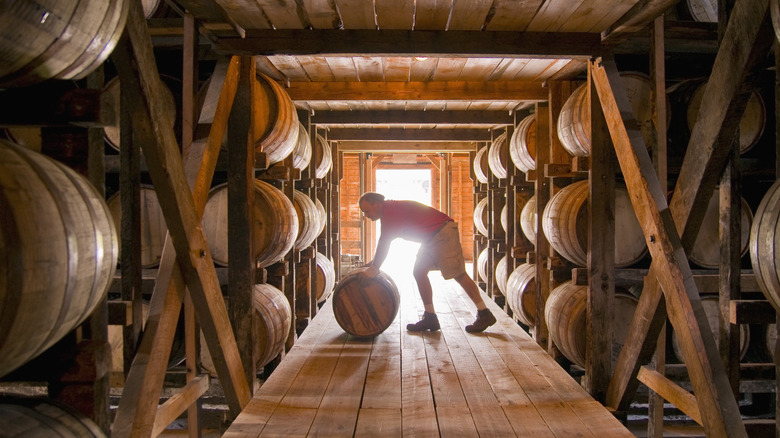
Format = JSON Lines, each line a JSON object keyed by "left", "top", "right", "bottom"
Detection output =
{"left": 331, "top": 139, "right": 341, "bottom": 274}
{"left": 648, "top": 14, "right": 668, "bottom": 438}
{"left": 587, "top": 62, "right": 616, "bottom": 401}
{"left": 534, "top": 102, "right": 551, "bottom": 348}
{"left": 227, "top": 56, "right": 257, "bottom": 391}
{"left": 505, "top": 123, "right": 517, "bottom": 283}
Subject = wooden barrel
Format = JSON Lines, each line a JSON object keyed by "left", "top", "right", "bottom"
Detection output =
{"left": 750, "top": 179, "right": 780, "bottom": 313}
{"left": 477, "top": 248, "right": 489, "bottom": 283}
{"left": 495, "top": 255, "right": 508, "bottom": 295}
{"left": 0, "top": 140, "right": 118, "bottom": 378}
{"left": 506, "top": 263, "right": 536, "bottom": 326}
{"left": 686, "top": 82, "right": 765, "bottom": 154}
{"left": 542, "top": 180, "right": 647, "bottom": 267}
{"left": 3, "top": 127, "right": 42, "bottom": 152}
{"left": 689, "top": 189, "right": 752, "bottom": 268}
{"left": 766, "top": 323, "right": 777, "bottom": 361}
{"left": 0, "top": 397, "right": 105, "bottom": 437}
{"left": 254, "top": 73, "right": 299, "bottom": 164}
{"left": 773, "top": 0, "right": 780, "bottom": 45}
{"left": 487, "top": 132, "right": 509, "bottom": 179}
{"left": 292, "top": 190, "right": 325, "bottom": 252}
{"left": 315, "top": 252, "right": 336, "bottom": 303}
{"left": 201, "top": 180, "right": 298, "bottom": 268}
{"left": 292, "top": 122, "right": 312, "bottom": 171}
{"left": 312, "top": 134, "right": 333, "bottom": 179}
{"left": 520, "top": 194, "right": 537, "bottom": 243}
{"left": 682, "top": 0, "right": 717, "bottom": 22}
{"left": 332, "top": 268, "right": 400, "bottom": 338}
{"left": 0, "top": 0, "right": 129, "bottom": 88}
{"left": 473, "top": 197, "right": 489, "bottom": 237}
{"left": 101, "top": 76, "right": 177, "bottom": 150}
{"left": 108, "top": 301, "right": 186, "bottom": 372}
{"left": 501, "top": 194, "right": 528, "bottom": 235}
{"left": 671, "top": 295, "right": 749, "bottom": 362}
{"left": 557, "top": 84, "right": 590, "bottom": 157}
{"left": 202, "top": 283, "right": 291, "bottom": 374}
{"left": 509, "top": 114, "right": 536, "bottom": 172}
{"left": 473, "top": 146, "right": 490, "bottom": 184}
{"left": 107, "top": 185, "right": 168, "bottom": 268}
{"left": 557, "top": 74, "right": 665, "bottom": 157}
{"left": 545, "top": 282, "right": 638, "bottom": 368}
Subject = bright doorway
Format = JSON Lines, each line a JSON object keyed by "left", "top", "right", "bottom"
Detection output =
{"left": 374, "top": 168, "right": 432, "bottom": 287}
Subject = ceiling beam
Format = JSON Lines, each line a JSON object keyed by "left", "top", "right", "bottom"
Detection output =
{"left": 326, "top": 128, "right": 495, "bottom": 141}
{"left": 287, "top": 81, "right": 547, "bottom": 101}
{"left": 214, "top": 29, "right": 602, "bottom": 58}
{"left": 335, "top": 141, "right": 477, "bottom": 153}
{"left": 310, "top": 110, "right": 514, "bottom": 125}
{"left": 602, "top": 0, "right": 681, "bottom": 44}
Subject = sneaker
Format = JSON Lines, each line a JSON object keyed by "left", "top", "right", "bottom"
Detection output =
{"left": 406, "top": 312, "right": 440, "bottom": 332}
{"left": 465, "top": 309, "right": 496, "bottom": 333}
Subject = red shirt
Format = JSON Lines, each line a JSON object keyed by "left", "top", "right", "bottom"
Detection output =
{"left": 380, "top": 200, "right": 453, "bottom": 243}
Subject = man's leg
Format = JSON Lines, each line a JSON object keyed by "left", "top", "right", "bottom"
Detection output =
{"left": 454, "top": 272, "right": 496, "bottom": 333}
{"left": 407, "top": 255, "right": 440, "bottom": 331}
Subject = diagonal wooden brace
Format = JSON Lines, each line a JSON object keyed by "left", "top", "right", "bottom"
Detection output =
{"left": 110, "top": 2, "right": 249, "bottom": 435}
{"left": 605, "top": 0, "right": 774, "bottom": 416}
{"left": 592, "top": 57, "right": 747, "bottom": 437}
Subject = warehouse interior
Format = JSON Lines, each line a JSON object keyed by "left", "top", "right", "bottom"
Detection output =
{"left": 1, "top": 0, "right": 779, "bottom": 436}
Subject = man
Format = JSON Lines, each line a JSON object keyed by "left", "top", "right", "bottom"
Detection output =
{"left": 358, "top": 191, "right": 496, "bottom": 333}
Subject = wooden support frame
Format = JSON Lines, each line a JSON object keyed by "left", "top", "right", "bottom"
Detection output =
{"left": 605, "top": 0, "right": 774, "bottom": 422}
{"left": 592, "top": 56, "right": 747, "bottom": 437}
{"left": 110, "top": 3, "right": 251, "bottom": 433}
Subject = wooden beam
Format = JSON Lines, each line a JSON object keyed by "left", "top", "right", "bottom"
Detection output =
{"left": 602, "top": 0, "right": 681, "bottom": 44}
{"left": 326, "top": 128, "right": 492, "bottom": 141}
{"left": 151, "top": 375, "right": 210, "bottom": 437}
{"left": 335, "top": 141, "right": 476, "bottom": 153}
{"left": 215, "top": 29, "right": 601, "bottom": 58}
{"left": 110, "top": 3, "right": 249, "bottom": 435}
{"left": 286, "top": 81, "right": 547, "bottom": 102}
{"left": 606, "top": 0, "right": 774, "bottom": 415}
{"left": 637, "top": 366, "right": 702, "bottom": 425}
{"left": 592, "top": 56, "right": 747, "bottom": 437}
{"left": 311, "top": 110, "right": 514, "bottom": 126}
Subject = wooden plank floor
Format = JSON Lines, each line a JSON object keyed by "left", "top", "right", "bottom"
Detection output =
{"left": 225, "top": 266, "right": 634, "bottom": 437}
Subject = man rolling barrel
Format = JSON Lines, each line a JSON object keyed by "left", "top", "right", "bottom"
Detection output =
{"left": 358, "top": 192, "right": 496, "bottom": 333}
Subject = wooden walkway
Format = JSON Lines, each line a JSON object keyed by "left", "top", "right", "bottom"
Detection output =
{"left": 224, "top": 270, "right": 634, "bottom": 437}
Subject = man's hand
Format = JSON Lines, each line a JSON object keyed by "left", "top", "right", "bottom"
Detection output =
{"left": 358, "top": 265, "right": 379, "bottom": 279}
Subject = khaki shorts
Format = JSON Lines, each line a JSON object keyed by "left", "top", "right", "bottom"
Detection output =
{"left": 415, "top": 222, "right": 466, "bottom": 280}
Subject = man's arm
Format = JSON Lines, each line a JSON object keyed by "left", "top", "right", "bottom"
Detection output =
{"left": 362, "top": 233, "right": 393, "bottom": 277}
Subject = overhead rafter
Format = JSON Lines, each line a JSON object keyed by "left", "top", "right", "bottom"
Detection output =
{"left": 601, "top": 0, "right": 682, "bottom": 44}
{"left": 310, "top": 110, "right": 514, "bottom": 126}
{"left": 326, "top": 127, "right": 493, "bottom": 141}
{"left": 286, "top": 81, "right": 547, "bottom": 101}
{"left": 215, "top": 29, "right": 602, "bottom": 58}
{"left": 335, "top": 141, "right": 476, "bottom": 153}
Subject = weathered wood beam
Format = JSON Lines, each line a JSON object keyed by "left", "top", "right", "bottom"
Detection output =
{"left": 602, "top": 0, "right": 681, "bottom": 44}
{"left": 110, "top": 3, "right": 249, "bottom": 435}
{"left": 286, "top": 81, "right": 547, "bottom": 102}
{"left": 593, "top": 56, "right": 747, "bottom": 437}
{"left": 606, "top": 0, "right": 774, "bottom": 414}
{"left": 311, "top": 110, "right": 514, "bottom": 126}
{"left": 335, "top": 141, "right": 476, "bottom": 153}
{"left": 151, "top": 375, "right": 210, "bottom": 437}
{"left": 637, "top": 366, "right": 702, "bottom": 425}
{"left": 326, "top": 128, "right": 492, "bottom": 141}
{"left": 215, "top": 29, "right": 601, "bottom": 58}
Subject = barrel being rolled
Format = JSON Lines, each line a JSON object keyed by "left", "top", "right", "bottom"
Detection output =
{"left": 0, "top": 397, "right": 105, "bottom": 437}
{"left": 332, "top": 268, "right": 400, "bottom": 337}
{"left": 545, "top": 281, "right": 637, "bottom": 368}
{"left": 542, "top": 180, "right": 647, "bottom": 267}
{"left": 0, "top": 140, "right": 118, "bottom": 378}
{"left": 506, "top": 263, "right": 536, "bottom": 326}
{"left": 509, "top": 114, "right": 537, "bottom": 172}
{"left": 201, "top": 180, "right": 298, "bottom": 268}
{"left": 0, "top": 0, "right": 129, "bottom": 88}
{"left": 107, "top": 185, "right": 169, "bottom": 268}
